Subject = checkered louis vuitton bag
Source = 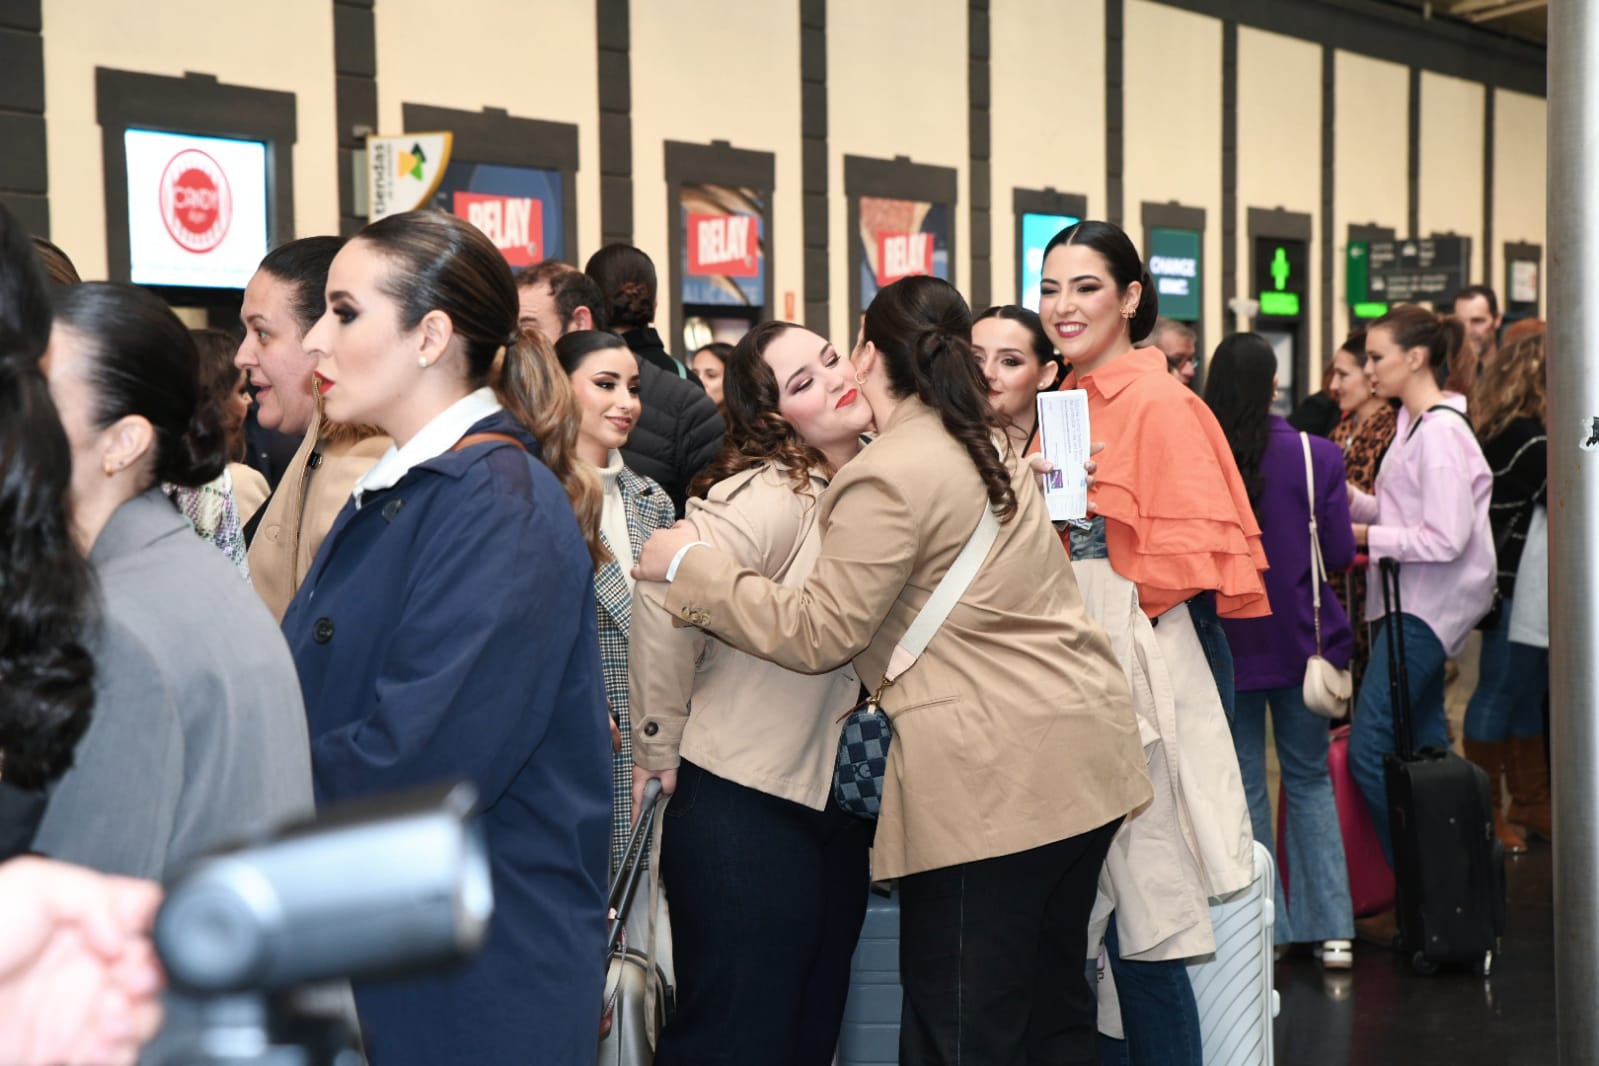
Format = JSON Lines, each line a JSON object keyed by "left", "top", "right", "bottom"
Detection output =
{"left": 832, "top": 505, "right": 1001, "bottom": 820}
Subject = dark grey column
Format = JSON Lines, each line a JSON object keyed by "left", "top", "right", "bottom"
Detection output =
{"left": 1320, "top": 44, "right": 1335, "bottom": 364}
{"left": 968, "top": 0, "right": 990, "bottom": 309}
{"left": 333, "top": 0, "right": 376, "bottom": 237}
{"left": 800, "top": 0, "right": 828, "bottom": 333}
{"left": 1105, "top": 0, "right": 1123, "bottom": 225}
{"left": 0, "top": 0, "right": 47, "bottom": 234}
{"left": 1407, "top": 65, "right": 1421, "bottom": 237}
{"left": 1221, "top": 20, "right": 1238, "bottom": 335}
{"left": 597, "top": 0, "right": 632, "bottom": 247}
{"left": 1482, "top": 85, "right": 1495, "bottom": 285}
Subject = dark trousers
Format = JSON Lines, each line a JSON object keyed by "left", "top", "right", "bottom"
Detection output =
{"left": 654, "top": 760, "right": 872, "bottom": 1066}
{"left": 898, "top": 818, "right": 1123, "bottom": 1066}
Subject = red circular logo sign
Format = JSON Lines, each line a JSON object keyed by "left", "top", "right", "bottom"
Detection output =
{"left": 159, "top": 149, "right": 232, "bottom": 254}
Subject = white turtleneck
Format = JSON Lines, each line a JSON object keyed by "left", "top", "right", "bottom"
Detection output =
{"left": 598, "top": 449, "right": 634, "bottom": 592}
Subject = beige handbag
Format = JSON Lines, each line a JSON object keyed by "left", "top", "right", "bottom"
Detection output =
{"left": 1301, "top": 433, "right": 1353, "bottom": 719}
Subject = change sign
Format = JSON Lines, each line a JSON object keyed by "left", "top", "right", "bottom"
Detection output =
{"left": 1148, "top": 228, "right": 1201, "bottom": 321}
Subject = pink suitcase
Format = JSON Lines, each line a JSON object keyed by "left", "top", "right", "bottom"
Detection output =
{"left": 1277, "top": 725, "right": 1395, "bottom": 918}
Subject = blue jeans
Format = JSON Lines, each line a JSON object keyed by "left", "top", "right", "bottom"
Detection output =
{"left": 654, "top": 760, "right": 871, "bottom": 1066}
{"left": 1100, "top": 595, "right": 1229, "bottom": 1066}
{"left": 1464, "top": 595, "right": 1549, "bottom": 741}
{"left": 1348, "top": 613, "right": 1450, "bottom": 866}
{"left": 1232, "top": 686, "right": 1354, "bottom": 944}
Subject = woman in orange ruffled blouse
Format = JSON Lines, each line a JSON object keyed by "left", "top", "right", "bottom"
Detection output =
{"left": 1040, "top": 221, "right": 1268, "bottom": 1066}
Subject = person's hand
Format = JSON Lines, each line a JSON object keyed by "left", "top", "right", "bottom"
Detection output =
{"left": 1028, "top": 442, "right": 1104, "bottom": 516}
{"left": 631, "top": 765, "right": 678, "bottom": 823}
{"left": 0, "top": 857, "right": 165, "bottom": 1066}
{"left": 1353, "top": 523, "right": 1369, "bottom": 549}
{"left": 632, "top": 520, "right": 703, "bottom": 583}
{"left": 1347, "top": 481, "right": 1358, "bottom": 506}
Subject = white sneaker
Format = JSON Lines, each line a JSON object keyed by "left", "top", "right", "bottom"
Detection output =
{"left": 1316, "top": 939, "right": 1354, "bottom": 970}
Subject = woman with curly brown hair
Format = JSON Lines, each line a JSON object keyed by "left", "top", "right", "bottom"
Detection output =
{"left": 627, "top": 318, "right": 874, "bottom": 1065}
{"left": 636, "top": 276, "right": 1150, "bottom": 1064}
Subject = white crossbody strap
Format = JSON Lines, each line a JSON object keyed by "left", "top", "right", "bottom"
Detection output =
{"left": 1301, "top": 432, "right": 1326, "bottom": 655}
{"left": 882, "top": 505, "right": 1002, "bottom": 684}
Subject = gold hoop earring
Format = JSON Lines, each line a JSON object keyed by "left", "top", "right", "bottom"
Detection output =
{"left": 1121, "top": 309, "right": 1136, "bottom": 320}
{"left": 854, "top": 371, "right": 867, "bottom": 387}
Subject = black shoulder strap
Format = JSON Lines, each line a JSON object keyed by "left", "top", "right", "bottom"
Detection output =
{"left": 1405, "top": 403, "right": 1473, "bottom": 443}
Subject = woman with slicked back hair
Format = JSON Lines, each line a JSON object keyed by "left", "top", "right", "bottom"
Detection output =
{"left": 32, "top": 281, "right": 313, "bottom": 887}
{"left": 238, "top": 235, "right": 393, "bottom": 620}
{"left": 1042, "top": 220, "right": 1265, "bottom": 1065}
{"left": 1346, "top": 304, "right": 1494, "bottom": 873}
{"left": 282, "top": 209, "right": 611, "bottom": 1066}
{"left": 637, "top": 275, "right": 1150, "bottom": 1064}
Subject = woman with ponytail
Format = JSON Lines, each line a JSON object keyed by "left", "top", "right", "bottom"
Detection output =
{"left": 637, "top": 275, "right": 1150, "bottom": 1064}
{"left": 30, "top": 283, "right": 313, "bottom": 882}
{"left": 281, "top": 209, "right": 610, "bottom": 1066}
{"left": 1346, "top": 305, "right": 1494, "bottom": 871}
{"left": 1039, "top": 220, "right": 1264, "bottom": 1065}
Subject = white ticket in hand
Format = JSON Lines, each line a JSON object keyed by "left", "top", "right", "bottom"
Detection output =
{"left": 1036, "top": 389, "right": 1091, "bottom": 522}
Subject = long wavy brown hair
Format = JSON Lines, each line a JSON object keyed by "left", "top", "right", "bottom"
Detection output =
{"left": 1471, "top": 325, "right": 1547, "bottom": 442}
{"left": 689, "top": 321, "right": 833, "bottom": 501}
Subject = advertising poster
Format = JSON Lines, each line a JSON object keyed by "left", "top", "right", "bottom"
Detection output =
{"left": 1020, "top": 212, "right": 1079, "bottom": 311}
{"left": 368, "top": 132, "right": 452, "bottom": 220}
{"left": 125, "top": 129, "right": 269, "bottom": 290}
{"left": 429, "top": 163, "right": 567, "bottom": 267}
{"left": 678, "top": 183, "right": 766, "bottom": 307}
{"left": 857, "top": 196, "right": 951, "bottom": 310}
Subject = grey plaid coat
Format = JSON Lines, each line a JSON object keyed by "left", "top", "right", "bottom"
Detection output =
{"left": 597, "top": 465, "right": 675, "bottom": 873}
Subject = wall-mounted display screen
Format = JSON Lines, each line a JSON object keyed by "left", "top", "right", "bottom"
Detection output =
{"left": 1020, "top": 212, "right": 1078, "bottom": 311}
{"left": 429, "top": 162, "right": 566, "bottom": 267}
{"left": 126, "top": 129, "right": 269, "bottom": 290}
{"left": 1148, "top": 227, "right": 1202, "bottom": 322}
{"left": 679, "top": 183, "right": 767, "bottom": 307}
{"left": 857, "top": 196, "right": 951, "bottom": 310}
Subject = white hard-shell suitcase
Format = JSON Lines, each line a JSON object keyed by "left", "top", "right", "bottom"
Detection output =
{"left": 1186, "top": 841, "right": 1280, "bottom": 1066}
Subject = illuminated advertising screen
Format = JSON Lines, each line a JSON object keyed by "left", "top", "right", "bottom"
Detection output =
{"left": 429, "top": 162, "right": 566, "bottom": 267}
{"left": 856, "top": 196, "right": 951, "bottom": 310}
{"left": 1019, "top": 212, "right": 1078, "bottom": 311}
{"left": 678, "top": 183, "right": 766, "bottom": 307}
{"left": 1147, "top": 227, "right": 1202, "bottom": 322}
{"left": 125, "top": 129, "right": 269, "bottom": 290}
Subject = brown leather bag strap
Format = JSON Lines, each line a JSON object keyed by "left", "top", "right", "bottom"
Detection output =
{"left": 451, "top": 432, "right": 527, "bottom": 453}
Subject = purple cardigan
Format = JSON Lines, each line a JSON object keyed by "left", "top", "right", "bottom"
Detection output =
{"left": 1222, "top": 416, "right": 1356, "bottom": 691}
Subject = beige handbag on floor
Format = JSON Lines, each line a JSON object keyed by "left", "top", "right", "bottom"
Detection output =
{"left": 1301, "top": 432, "right": 1353, "bottom": 719}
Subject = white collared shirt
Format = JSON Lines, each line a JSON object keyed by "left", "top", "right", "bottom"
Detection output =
{"left": 352, "top": 387, "right": 504, "bottom": 508}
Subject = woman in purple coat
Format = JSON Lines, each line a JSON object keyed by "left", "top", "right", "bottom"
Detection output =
{"left": 1206, "top": 333, "right": 1357, "bottom": 968}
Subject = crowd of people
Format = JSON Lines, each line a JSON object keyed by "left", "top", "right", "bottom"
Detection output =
{"left": 0, "top": 190, "right": 1550, "bottom": 1065}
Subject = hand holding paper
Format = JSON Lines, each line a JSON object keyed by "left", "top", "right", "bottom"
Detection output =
{"left": 1036, "top": 390, "right": 1092, "bottom": 522}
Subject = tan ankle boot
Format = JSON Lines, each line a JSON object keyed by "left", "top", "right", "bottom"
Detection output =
{"left": 1464, "top": 738, "right": 1527, "bottom": 854}
{"left": 1507, "top": 735, "right": 1552, "bottom": 841}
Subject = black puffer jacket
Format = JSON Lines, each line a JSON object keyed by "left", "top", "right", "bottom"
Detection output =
{"left": 621, "top": 356, "right": 726, "bottom": 517}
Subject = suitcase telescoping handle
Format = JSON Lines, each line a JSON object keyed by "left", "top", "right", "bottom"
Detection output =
{"left": 1378, "top": 558, "right": 1416, "bottom": 759}
{"left": 607, "top": 778, "right": 664, "bottom": 955}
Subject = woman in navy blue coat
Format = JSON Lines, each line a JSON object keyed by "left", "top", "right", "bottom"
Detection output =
{"left": 282, "top": 210, "right": 612, "bottom": 1065}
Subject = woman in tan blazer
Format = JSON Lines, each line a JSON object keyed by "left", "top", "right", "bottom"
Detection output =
{"left": 630, "top": 321, "right": 874, "bottom": 1066}
{"left": 637, "top": 276, "right": 1152, "bottom": 1065}
{"left": 234, "top": 236, "right": 390, "bottom": 620}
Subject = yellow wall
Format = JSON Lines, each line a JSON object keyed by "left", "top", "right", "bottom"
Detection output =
{"left": 1493, "top": 88, "right": 1547, "bottom": 312}
{"left": 826, "top": 0, "right": 968, "bottom": 349}
{"left": 1331, "top": 50, "right": 1409, "bottom": 327}
{"left": 375, "top": 0, "right": 601, "bottom": 263}
{"left": 1236, "top": 26, "right": 1323, "bottom": 370}
{"left": 989, "top": 0, "right": 1105, "bottom": 306}
{"left": 1418, "top": 72, "right": 1485, "bottom": 277}
{"left": 629, "top": 0, "right": 803, "bottom": 344}
{"left": 41, "top": 0, "right": 341, "bottom": 280}
{"left": 1123, "top": 0, "right": 1223, "bottom": 349}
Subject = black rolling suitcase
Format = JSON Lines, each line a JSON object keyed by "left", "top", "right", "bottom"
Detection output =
{"left": 1378, "top": 558, "right": 1506, "bottom": 976}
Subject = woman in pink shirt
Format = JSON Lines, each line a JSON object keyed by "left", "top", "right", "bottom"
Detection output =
{"left": 1346, "top": 304, "right": 1495, "bottom": 864}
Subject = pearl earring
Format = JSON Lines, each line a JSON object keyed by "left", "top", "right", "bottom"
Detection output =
{"left": 418, "top": 357, "right": 429, "bottom": 369}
